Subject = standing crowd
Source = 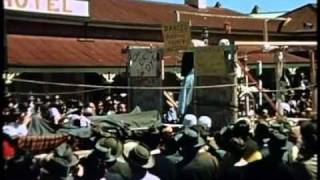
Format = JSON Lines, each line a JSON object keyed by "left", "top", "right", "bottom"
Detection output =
{"left": 237, "top": 71, "right": 314, "bottom": 120}
{"left": 2, "top": 93, "right": 318, "bottom": 180}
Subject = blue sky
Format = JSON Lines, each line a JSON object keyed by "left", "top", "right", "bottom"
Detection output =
{"left": 145, "top": 0, "right": 317, "bottom": 13}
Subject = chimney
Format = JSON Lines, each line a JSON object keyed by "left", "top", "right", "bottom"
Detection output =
{"left": 185, "top": 0, "right": 207, "bottom": 9}
{"left": 251, "top": 5, "right": 261, "bottom": 14}
{"left": 214, "top": 2, "right": 222, "bottom": 8}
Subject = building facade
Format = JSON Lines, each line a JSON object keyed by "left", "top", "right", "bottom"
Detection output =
{"left": 3, "top": 0, "right": 317, "bottom": 102}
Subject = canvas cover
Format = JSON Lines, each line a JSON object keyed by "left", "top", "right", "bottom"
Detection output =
{"left": 89, "top": 107, "right": 162, "bottom": 131}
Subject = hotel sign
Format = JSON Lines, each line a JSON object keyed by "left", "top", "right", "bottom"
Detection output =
{"left": 4, "top": 0, "right": 89, "bottom": 17}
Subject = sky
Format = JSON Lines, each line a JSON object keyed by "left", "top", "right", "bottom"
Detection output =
{"left": 144, "top": 0, "right": 317, "bottom": 13}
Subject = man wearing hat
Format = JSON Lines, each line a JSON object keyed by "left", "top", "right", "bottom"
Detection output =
{"left": 123, "top": 141, "right": 160, "bottom": 180}
{"left": 182, "top": 114, "right": 197, "bottom": 128}
{"left": 40, "top": 143, "right": 80, "bottom": 180}
{"left": 242, "top": 122, "right": 296, "bottom": 180}
{"left": 296, "top": 120, "right": 317, "bottom": 180}
{"left": 195, "top": 116, "right": 225, "bottom": 163}
{"left": 141, "top": 127, "right": 177, "bottom": 180}
{"left": 77, "top": 138, "right": 120, "bottom": 180}
{"left": 99, "top": 137, "right": 132, "bottom": 180}
{"left": 196, "top": 115, "right": 213, "bottom": 143}
{"left": 175, "top": 127, "right": 220, "bottom": 180}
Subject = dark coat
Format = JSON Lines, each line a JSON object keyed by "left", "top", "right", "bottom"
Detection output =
{"left": 108, "top": 160, "right": 132, "bottom": 180}
{"left": 177, "top": 152, "right": 220, "bottom": 180}
{"left": 149, "top": 154, "right": 177, "bottom": 180}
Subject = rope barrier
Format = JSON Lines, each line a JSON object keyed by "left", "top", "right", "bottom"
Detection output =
{"left": 10, "top": 78, "right": 315, "bottom": 95}
{"left": 12, "top": 78, "right": 245, "bottom": 90}
{"left": 9, "top": 88, "right": 107, "bottom": 96}
{"left": 249, "top": 84, "right": 317, "bottom": 93}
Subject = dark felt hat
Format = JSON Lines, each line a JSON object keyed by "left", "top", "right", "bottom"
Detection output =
{"left": 174, "top": 127, "right": 205, "bottom": 149}
{"left": 268, "top": 123, "right": 291, "bottom": 151}
{"left": 43, "top": 143, "right": 79, "bottom": 179}
{"left": 94, "top": 138, "right": 117, "bottom": 163}
{"left": 52, "top": 143, "right": 79, "bottom": 167}
{"left": 234, "top": 119, "right": 250, "bottom": 137}
{"left": 95, "top": 137, "right": 123, "bottom": 157}
{"left": 123, "top": 140, "right": 155, "bottom": 169}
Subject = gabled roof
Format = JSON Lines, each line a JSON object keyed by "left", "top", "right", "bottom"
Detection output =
{"left": 279, "top": 3, "right": 317, "bottom": 32}
{"left": 91, "top": 0, "right": 244, "bottom": 24}
{"left": 89, "top": 0, "right": 282, "bottom": 32}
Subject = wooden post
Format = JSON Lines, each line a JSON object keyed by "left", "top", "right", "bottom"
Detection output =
{"left": 233, "top": 50, "right": 239, "bottom": 121}
{"left": 263, "top": 19, "right": 269, "bottom": 42}
{"left": 257, "top": 61, "right": 263, "bottom": 106}
{"left": 237, "top": 60, "right": 279, "bottom": 114}
{"left": 244, "top": 54, "right": 250, "bottom": 116}
{"left": 275, "top": 50, "right": 283, "bottom": 116}
{"left": 309, "top": 50, "right": 317, "bottom": 115}
{"left": 175, "top": 10, "right": 181, "bottom": 22}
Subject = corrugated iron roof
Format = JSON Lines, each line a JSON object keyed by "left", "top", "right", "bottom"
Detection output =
{"left": 91, "top": 0, "right": 244, "bottom": 23}
{"left": 8, "top": 35, "right": 311, "bottom": 67}
{"left": 237, "top": 45, "right": 312, "bottom": 64}
{"left": 7, "top": 34, "right": 177, "bottom": 67}
{"left": 90, "top": 0, "right": 281, "bottom": 32}
{"left": 239, "top": 52, "right": 311, "bottom": 64}
{"left": 280, "top": 4, "right": 317, "bottom": 32}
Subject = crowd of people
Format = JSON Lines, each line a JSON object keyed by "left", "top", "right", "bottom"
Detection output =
{"left": 237, "top": 71, "right": 314, "bottom": 120}
{"left": 1, "top": 92, "right": 318, "bottom": 180}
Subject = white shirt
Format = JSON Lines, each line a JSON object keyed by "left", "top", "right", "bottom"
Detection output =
{"left": 49, "top": 107, "right": 61, "bottom": 124}
{"left": 140, "top": 171, "right": 160, "bottom": 180}
{"left": 3, "top": 122, "right": 28, "bottom": 137}
{"left": 280, "top": 102, "right": 291, "bottom": 113}
{"left": 67, "top": 114, "right": 91, "bottom": 128}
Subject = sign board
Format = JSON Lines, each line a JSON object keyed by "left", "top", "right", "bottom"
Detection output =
{"left": 194, "top": 46, "right": 227, "bottom": 76}
{"left": 195, "top": 76, "right": 235, "bottom": 130}
{"left": 162, "top": 21, "right": 192, "bottom": 54}
{"left": 4, "top": 0, "right": 89, "bottom": 17}
{"left": 129, "top": 48, "right": 160, "bottom": 77}
{"left": 128, "top": 48, "right": 163, "bottom": 112}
